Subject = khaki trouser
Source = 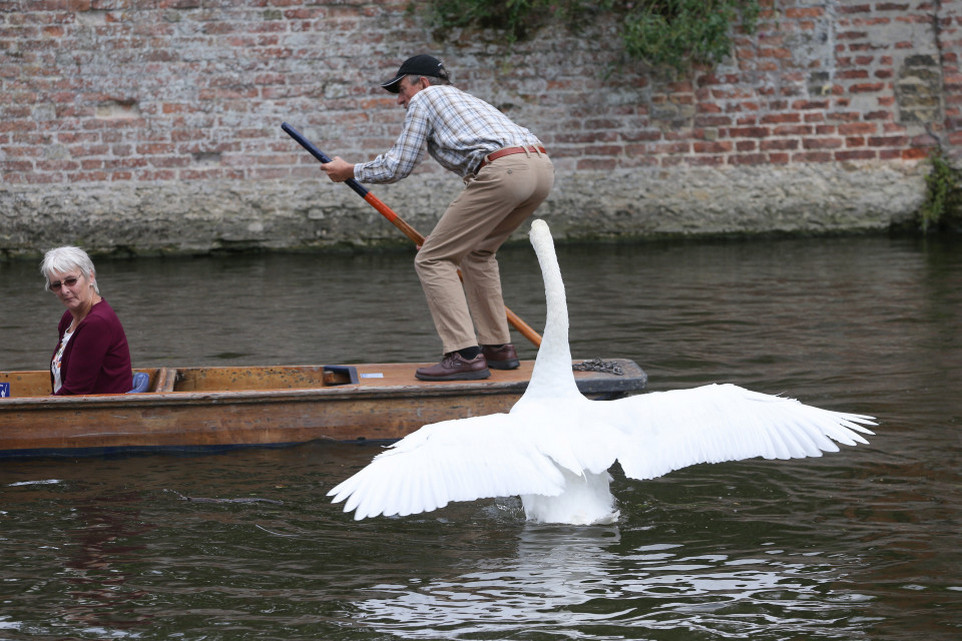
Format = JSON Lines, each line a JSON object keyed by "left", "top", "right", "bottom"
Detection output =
{"left": 415, "top": 150, "right": 554, "bottom": 354}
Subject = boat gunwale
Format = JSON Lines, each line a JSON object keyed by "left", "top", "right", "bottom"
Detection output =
{"left": 0, "top": 381, "right": 531, "bottom": 410}
{"left": 0, "top": 359, "right": 647, "bottom": 459}
{"left": 0, "top": 359, "right": 647, "bottom": 411}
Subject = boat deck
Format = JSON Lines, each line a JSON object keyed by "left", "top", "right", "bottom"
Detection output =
{"left": 0, "top": 359, "right": 647, "bottom": 458}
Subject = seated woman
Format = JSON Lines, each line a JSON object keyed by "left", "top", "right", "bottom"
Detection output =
{"left": 41, "top": 246, "right": 132, "bottom": 395}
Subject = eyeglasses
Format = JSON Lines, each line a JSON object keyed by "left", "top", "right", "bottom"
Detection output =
{"left": 48, "top": 275, "right": 82, "bottom": 291}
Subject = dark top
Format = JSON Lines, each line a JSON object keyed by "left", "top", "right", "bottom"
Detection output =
{"left": 51, "top": 299, "right": 132, "bottom": 395}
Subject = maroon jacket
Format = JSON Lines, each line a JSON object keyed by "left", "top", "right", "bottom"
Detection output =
{"left": 51, "top": 299, "right": 132, "bottom": 395}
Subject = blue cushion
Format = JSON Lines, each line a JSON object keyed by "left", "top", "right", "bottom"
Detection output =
{"left": 127, "top": 371, "right": 150, "bottom": 393}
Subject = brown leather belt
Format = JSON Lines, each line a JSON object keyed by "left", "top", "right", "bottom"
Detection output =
{"left": 477, "top": 145, "right": 547, "bottom": 171}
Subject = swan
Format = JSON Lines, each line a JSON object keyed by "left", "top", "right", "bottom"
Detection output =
{"left": 328, "top": 219, "right": 875, "bottom": 524}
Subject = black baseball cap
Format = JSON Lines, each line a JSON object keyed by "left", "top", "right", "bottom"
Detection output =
{"left": 380, "top": 54, "right": 448, "bottom": 93}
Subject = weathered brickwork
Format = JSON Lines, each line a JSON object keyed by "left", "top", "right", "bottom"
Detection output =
{"left": 0, "top": 0, "right": 958, "bottom": 255}
{"left": 941, "top": 0, "right": 962, "bottom": 150}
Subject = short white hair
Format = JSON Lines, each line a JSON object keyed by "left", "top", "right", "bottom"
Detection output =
{"left": 40, "top": 246, "right": 99, "bottom": 293}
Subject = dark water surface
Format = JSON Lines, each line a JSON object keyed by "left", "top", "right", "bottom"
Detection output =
{"left": 1, "top": 232, "right": 961, "bottom": 640}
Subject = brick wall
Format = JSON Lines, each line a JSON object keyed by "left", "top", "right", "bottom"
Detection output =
{"left": 941, "top": 0, "right": 962, "bottom": 153}
{"left": 0, "top": 0, "right": 958, "bottom": 255}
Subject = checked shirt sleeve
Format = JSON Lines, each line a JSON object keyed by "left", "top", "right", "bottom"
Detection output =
{"left": 354, "top": 101, "right": 431, "bottom": 184}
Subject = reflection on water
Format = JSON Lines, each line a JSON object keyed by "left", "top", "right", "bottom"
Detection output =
{"left": 1, "top": 232, "right": 961, "bottom": 640}
{"left": 358, "top": 524, "right": 876, "bottom": 640}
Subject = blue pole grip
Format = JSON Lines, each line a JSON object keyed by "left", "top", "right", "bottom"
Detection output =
{"left": 281, "top": 122, "right": 369, "bottom": 198}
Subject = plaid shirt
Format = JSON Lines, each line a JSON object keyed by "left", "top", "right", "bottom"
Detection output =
{"left": 354, "top": 85, "right": 543, "bottom": 183}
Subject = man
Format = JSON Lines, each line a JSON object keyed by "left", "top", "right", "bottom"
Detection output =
{"left": 321, "top": 54, "right": 554, "bottom": 381}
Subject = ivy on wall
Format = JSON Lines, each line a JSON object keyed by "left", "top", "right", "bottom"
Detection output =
{"left": 418, "top": 0, "right": 761, "bottom": 71}
{"left": 920, "top": 149, "right": 962, "bottom": 233}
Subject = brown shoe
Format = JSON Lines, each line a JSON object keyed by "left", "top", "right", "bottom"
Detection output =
{"left": 415, "top": 353, "right": 491, "bottom": 381}
{"left": 481, "top": 343, "right": 520, "bottom": 370}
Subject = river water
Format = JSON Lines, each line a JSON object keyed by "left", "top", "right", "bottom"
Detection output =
{"left": 1, "top": 230, "right": 960, "bottom": 640}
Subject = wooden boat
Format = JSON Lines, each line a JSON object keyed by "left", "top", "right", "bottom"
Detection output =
{"left": 0, "top": 359, "right": 646, "bottom": 458}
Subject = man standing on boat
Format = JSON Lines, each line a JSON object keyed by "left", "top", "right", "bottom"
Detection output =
{"left": 320, "top": 54, "right": 554, "bottom": 381}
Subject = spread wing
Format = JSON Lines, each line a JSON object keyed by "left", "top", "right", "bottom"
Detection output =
{"left": 327, "top": 384, "right": 875, "bottom": 521}
{"left": 327, "top": 412, "right": 570, "bottom": 520}
{"left": 595, "top": 383, "right": 875, "bottom": 481}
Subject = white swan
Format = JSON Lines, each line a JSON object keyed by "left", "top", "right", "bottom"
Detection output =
{"left": 328, "top": 219, "right": 876, "bottom": 524}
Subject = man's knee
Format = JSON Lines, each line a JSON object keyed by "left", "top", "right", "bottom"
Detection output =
{"left": 415, "top": 251, "right": 459, "bottom": 280}
{"left": 413, "top": 250, "right": 434, "bottom": 277}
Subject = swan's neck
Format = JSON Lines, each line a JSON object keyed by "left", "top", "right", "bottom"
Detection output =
{"left": 523, "top": 221, "right": 581, "bottom": 399}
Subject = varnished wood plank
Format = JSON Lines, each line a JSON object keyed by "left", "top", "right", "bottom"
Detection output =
{"left": 0, "top": 359, "right": 647, "bottom": 457}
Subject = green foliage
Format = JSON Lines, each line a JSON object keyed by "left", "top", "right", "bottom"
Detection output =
{"left": 920, "top": 149, "right": 962, "bottom": 233}
{"left": 622, "top": 0, "right": 761, "bottom": 70}
{"left": 420, "top": 0, "right": 761, "bottom": 71}
{"left": 420, "top": 0, "right": 552, "bottom": 40}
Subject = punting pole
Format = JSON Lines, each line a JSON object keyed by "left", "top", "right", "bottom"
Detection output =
{"left": 281, "top": 122, "right": 543, "bottom": 348}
